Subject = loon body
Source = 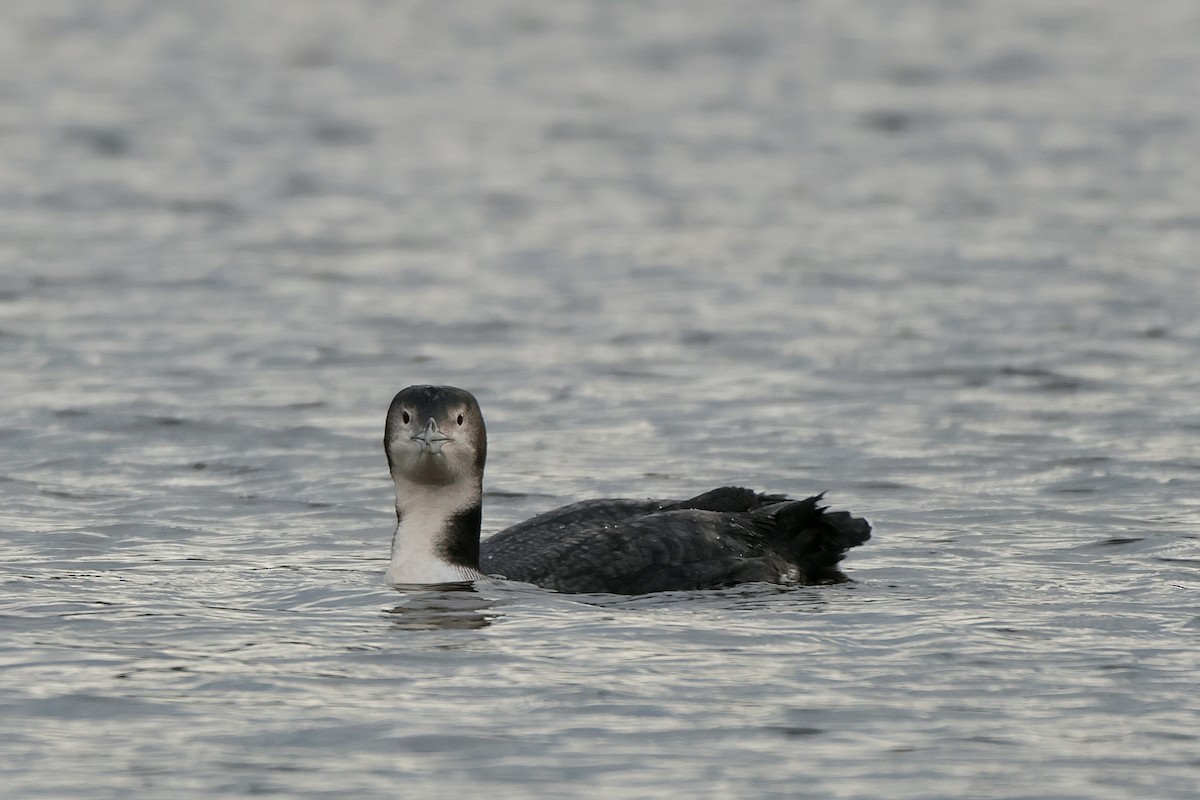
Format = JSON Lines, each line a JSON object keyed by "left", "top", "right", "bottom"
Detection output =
{"left": 384, "top": 385, "right": 870, "bottom": 594}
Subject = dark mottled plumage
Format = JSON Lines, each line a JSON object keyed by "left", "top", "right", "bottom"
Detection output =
{"left": 480, "top": 488, "right": 871, "bottom": 594}
{"left": 384, "top": 385, "right": 871, "bottom": 594}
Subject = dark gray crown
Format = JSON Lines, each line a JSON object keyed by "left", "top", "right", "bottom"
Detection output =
{"left": 384, "top": 385, "right": 487, "bottom": 472}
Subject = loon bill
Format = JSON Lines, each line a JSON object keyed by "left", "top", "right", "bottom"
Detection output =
{"left": 383, "top": 384, "right": 871, "bottom": 595}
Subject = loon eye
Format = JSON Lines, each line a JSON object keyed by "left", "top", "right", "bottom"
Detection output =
{"left": 401, "top": 411, "right": 410, "bottom": 424}
{"left": 456, "top": 413, "right": 465, "bottom": 426}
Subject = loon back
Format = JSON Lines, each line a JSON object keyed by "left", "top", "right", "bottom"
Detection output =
{"left": 383, "top": 385, "right": 871, "bottom": 594}
{"left": 480, "top": 489, "right": 871, "bottom": 594}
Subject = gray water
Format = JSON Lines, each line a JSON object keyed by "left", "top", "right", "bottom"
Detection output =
{"left": 2, "top": 1, "right": 1199, "bottom": 797}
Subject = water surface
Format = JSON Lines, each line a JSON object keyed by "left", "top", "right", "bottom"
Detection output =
{"left": 2, "top": 1, "right": 1199, "bottom": 797}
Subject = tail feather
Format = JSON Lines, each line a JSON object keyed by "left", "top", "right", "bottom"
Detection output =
{"left": 753, "top": 494, "right": 871, "bottom": 583}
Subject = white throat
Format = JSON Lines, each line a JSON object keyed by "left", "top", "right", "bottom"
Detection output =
{"left": 385, "top": 476, "right": 485, "bottom": 585}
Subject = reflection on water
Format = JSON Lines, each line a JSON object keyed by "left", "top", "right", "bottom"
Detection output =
{"left": 385, "top": 585, "right": 501, "bottom": 630}
{"left": 574, "top": 581, "right": 840, "bottom": 612}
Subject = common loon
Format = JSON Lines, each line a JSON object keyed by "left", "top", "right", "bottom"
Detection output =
{"left": 384, "top": 385, "right": 871, "bottom": 594}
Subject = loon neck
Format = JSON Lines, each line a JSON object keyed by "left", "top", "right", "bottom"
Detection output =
{"left": 385, "top": 478, "right": 485, "bottom": 585}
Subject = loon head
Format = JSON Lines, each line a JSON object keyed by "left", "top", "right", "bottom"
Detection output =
{"left": 383, "top": 385, "right": 488, "bottom": 586}
{"left": 384, "top": 384, "right": 487, "bottom": 490}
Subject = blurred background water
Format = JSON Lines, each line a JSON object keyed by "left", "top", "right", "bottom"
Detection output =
{"left": 2, "top": 1, "right": 1199, "bottom": 797}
